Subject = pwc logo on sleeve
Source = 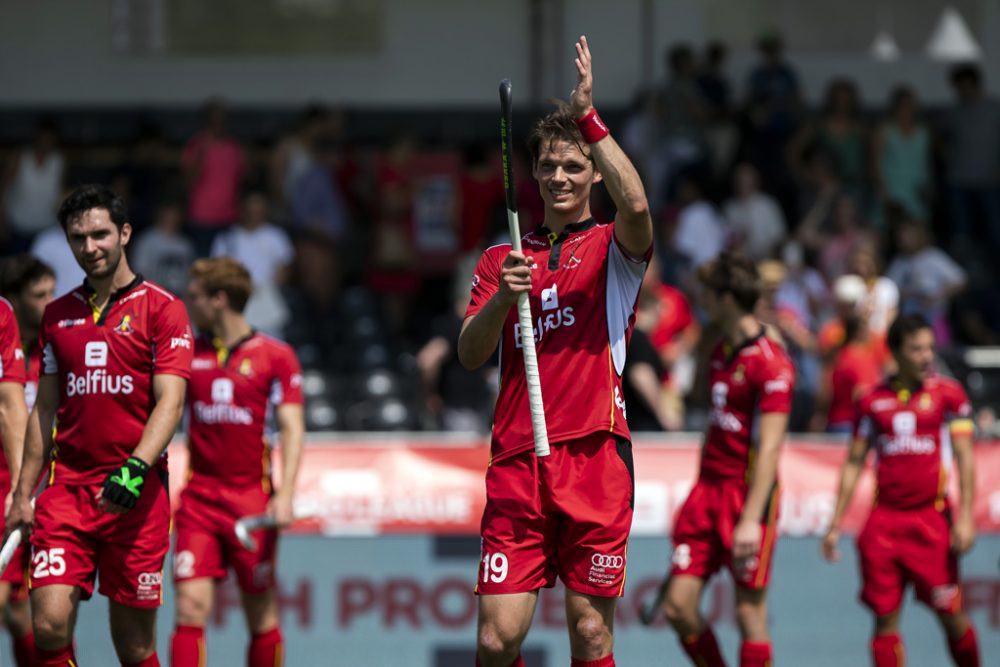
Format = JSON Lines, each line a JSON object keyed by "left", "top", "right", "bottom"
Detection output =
{"left": 66, "top": 341, "right": 134, "bottom": 397}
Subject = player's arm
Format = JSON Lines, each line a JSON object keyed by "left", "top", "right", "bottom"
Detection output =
{"left": 821, "top": 433, "right": 870, "bottom": 562}
{"left": 733, "top": 411, "right": 788, "bottom": 561}
{"left": 0, "top": 381, "right": 27, "bottom": 488}
{"left": 98, "top": 373, "right": 187, "bottom": 514}
{"left": 6, "top": 374, "right": 58, "bottom": 534}
{"left": 569, "top": 35, "right": 652, "bottom": 258}
{"left": 268, "top": 402, "right": 305, "bottom": 528}
{"left": 458, "top": 251, "right": 531, "bottom": 370}
{"left": 949, "top": 419, "right": 976, "bottom": 554}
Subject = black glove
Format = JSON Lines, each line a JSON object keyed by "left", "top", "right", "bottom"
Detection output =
{"left": 101, "top": 457, "right": 150, "bottom": 510}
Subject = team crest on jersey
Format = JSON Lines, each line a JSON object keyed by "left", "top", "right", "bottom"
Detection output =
{"left": 562, "top": 247, "right": 583, "bottom": 269}
{"left": 918, "top": 393, "right": 933, "bottom": 412}
{"left": 732, "top": 365, "right": 745, "bottom": 384}
{"left": 113, "top": 314, "right": 135, "bottom": 335}
{"left": 238, "top": 358, "right": 253, "bottom": 377}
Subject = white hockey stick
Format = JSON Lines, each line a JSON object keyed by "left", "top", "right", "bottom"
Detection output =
{"left": 499, "top": 78, "right": 550, "bottom": 457}
{"left": 234, "top": 504, "right": 321, "bottom": 552}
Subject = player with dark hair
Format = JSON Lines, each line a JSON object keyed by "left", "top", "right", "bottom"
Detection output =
{"left": 459, "top": 36, "right": 653, "bottom": 667}
{"left": 822, "top": 313, "right": 980, "bottom": 666}
{"left": 170, "top": 257, "right": 304, "bottom": 667}
{"left": 4, "top": 184, "right": 193, "bottom": 667}
{"left": 661, "top": 252, "right": 794, "bottom": 667}
{"left": 0, "top": 254, "right": 55, "bottom": 665}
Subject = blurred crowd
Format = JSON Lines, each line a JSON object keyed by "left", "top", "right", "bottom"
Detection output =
{"left": 4, "top": 34, "right": 1000, "bottom": 435}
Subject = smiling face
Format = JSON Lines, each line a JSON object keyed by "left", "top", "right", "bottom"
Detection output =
{"left": 65, "top": 208, "right": 131, "bottom": 281}
{"left": 532, "top": 139, "right": 601, "bottom": 223}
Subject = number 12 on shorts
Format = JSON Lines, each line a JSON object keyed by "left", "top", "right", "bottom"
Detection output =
{"left": 481, "top": 551, "right": 508, "bottom": 583}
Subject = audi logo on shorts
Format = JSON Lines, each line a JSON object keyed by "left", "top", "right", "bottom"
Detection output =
{"left": 137, "top": 572, "right": 162, "bottom": 586}
{"left": 591, "top": 554, "right": 624, "bottom": 569}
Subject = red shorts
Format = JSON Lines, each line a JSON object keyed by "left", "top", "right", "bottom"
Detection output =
{"left": 173, "top": 480, "right": 277, "bottom": 594}
{"left": 670, "top": 477, "right": 780, "bottom": 589}
{"left": 29, "top": 471, "right": 170, "bottom": 609}
{"left": 477, "top": 433, "right": 634, "bottom": 598}
{"left": 857, "top": 504, "right": 961, "bottom": 616}
{"left": 0, "top": 477, "right": 29, "bottom": 595}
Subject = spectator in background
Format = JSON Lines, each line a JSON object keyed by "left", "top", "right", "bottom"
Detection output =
{"left": 457, "top": 143, "right": 504, "bottom": 253}
{"left": 723, "top": 162, "right": 787, "bottom": 262}
{"left": 789, "top": 79, "right": 870, "bottom": 207}
{"left": 742, "top": 31, "right": 803, "bottom": 219}
{"left": 696, "top": 41, "right": 739, "bottom": 186}
{"left": 795, "top": 149, "right": 846, "bottom": 255}
{"left": 119, "top": 122, "right": 180, "bottom": 234}
{"left": 939, "top": 63, "right": 1000, "bottom": 250}
{"left": 886, "top": 219, "right": 967, "bottom": 347}
{"left": 846, "top": 240, "right": 898, "bottom": 337}
{"left": 816, "top": 194, "right": 871, "bottom": 284}
{"left": 131, "top": 200, "right": 196, "bottom": 296}
{"left": 812, "top": 274, "right": 890, "bottom": 434}
{"left": 271, "top": 105, "right": 350, "bottom": 242}
{"left": 281, "top": 230, "right": 343, "bottom": 370}
{"left": 416, "top": 257, "right": 495, "bottom": 433}
{"left": 1, "top": 118, "right": 64, "bottom": 252}
{"left": 182, "top": 98, "right": 247, "bottom": 256}
{"left": 873, "top": 86, "right": 932, "bottom": 225}
{"left": 623, "top": 301, "right": 674, "bottom": 432}
{"left": 773, "top": 240, "right": 828, "bottom": 336}
{"left": 671, "top": 173, "right": 727, "bottom": 273}
{"left": 211, "top": 187, "right": 293, "bottom": 336}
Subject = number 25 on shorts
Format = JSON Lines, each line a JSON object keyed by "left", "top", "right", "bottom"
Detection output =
{"left": 33, "top": 547, "right": 67, "bottom": 578}
{"left": 481, "top": 551, "right": 508, "bottom": 584}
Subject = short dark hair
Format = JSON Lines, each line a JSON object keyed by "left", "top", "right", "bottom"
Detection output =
{"left": 190, "top": 257, "right": 254, "bottom": 313}
{"left": 0, "top": 254, "right": 55, "bottom": 299}
{"left": 696, "top": 251, "right": 761, "bottom": 313}
{"left": 950, "top": 63, "right": 981, "bottom": 87}
{"left": 57, "top": 184, "right": 128, "bottom": 232}
{"left": 887, "top": 313, "right": 932, "bottom": 352}
{"left": 526, "top": 103, "right": 591, "bottom": 166}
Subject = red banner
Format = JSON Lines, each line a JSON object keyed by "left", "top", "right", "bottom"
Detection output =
{"left": 167, "top": 438, "right": 1000, "bottom": 537}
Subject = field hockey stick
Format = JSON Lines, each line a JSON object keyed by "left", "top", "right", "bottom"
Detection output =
{"left": 499, "top": 78, "right": 550, "bottom": 457}
{"left": 0, "top": 496, "right": 38, "bottom": 574}
{"left": 234, "top": 503, "right": 321, "bottom": 552}
{"left": 638, "top": 575, "right": 670, "bottom": 625}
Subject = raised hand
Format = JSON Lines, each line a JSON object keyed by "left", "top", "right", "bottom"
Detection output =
{"left": 569, "top": 35, "right": 594, "bottom": 118}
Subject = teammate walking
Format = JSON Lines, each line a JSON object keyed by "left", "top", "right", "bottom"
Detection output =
{"left": 459, "top": 35, "right": 653, "bottom": 667}
{"left": 822, "top": 313, "right": 980, "bottom": 666}
{"left": 0, "top": 255, "right": 55, "bottom": 666}
{"left": 5, "top": 184, "right": 193, "bottom": 667}
{"left": 661, "top": 253, "right": 795, "bottom": 667}
{"left": 170, "top": 257, "right": 304, "bottom": 667}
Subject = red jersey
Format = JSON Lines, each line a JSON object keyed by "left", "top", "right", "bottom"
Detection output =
{"left": 39, "top": 276, "right": 193, "bottom": 485}
{"left": 466, "top": 220, "right": 650, "bottom": 461}
{"left": 700, "top": 332, "right": 795, "bottom": 481}
{"left": 0, "top": 298, "right": 26, "bottom": 485}
{"left": 853, "top": 375, "right": 974, "bottom": 510}
{"left": 187, "top": 333, "right": 303, "bottom": 488}
{"left": 827, "top": 342, "right": 882, "bottom": 426}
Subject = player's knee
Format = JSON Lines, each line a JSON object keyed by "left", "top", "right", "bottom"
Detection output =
{"left": 569, "top": 613, "right": 612, "bottom": 655}
{"left": 174, "top": 589, "right": 212, "bottom": 626}
{"left": 32, "top": 609, "right": 73, "bottom": 647}
{"left": 6, "top": 601, "right": 31, "bottom": 636}
{"left": 114, "top": 639, "right": 155, "bottom": 665}
{"left": 662, "top": 594, "right": 698, "bottom": 633}
{"left": 477, "top": 624, "right": 521, "bottom": 664}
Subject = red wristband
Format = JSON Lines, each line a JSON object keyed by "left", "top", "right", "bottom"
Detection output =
{"left": 575, "top": 108, "right": 609, "bottom": 144}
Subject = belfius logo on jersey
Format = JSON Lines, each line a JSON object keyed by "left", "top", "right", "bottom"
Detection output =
{"left": 513, "top": 283, "right": 576, "bottom": 347}
{"left": 193, "top": 377, "right": 253, "bottom": 425}
{"left": 66, "top": 341, "right": 135, "bottom": 396}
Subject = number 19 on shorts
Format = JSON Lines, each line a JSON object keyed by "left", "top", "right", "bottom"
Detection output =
{"left": 481, "top": 551, "right": 508, "bottom": 583}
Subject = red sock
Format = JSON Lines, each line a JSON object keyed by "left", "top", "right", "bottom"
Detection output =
{"left": 739, "top": 641, "right": 772, "bottom": 667}
{"left": 872, "top": 634, "right": 904, "bottom": 667}
{"left": 571, "top": 655, "right": 615, "bottom": 666}
{"left": 12, "top": 631, "right": 35, "bottom": 667}
{"left": 171, "top": 625, "right": 206, "bottom": 667}
{"left": 475, "top": 656, "right": 525, "bottom": 667}
{"left": 35, "top": 644, "right": 77, "bottom": 667}
{"left": 123, "top": 653, "right": 160, "bottom": 666}
{"left": 948, "top": 625, "right": 979, "bottom": 667}
{"left": 248, "top": 627, "right": 284, "bottom": 667}
{"left": 681, "top": 628, "right": 727, "bottom": 667}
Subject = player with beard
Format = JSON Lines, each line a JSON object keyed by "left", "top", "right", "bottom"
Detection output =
{"left": 4, "top": 185, "right": 193, "bottom": 667}
{"left": 0, "top": 254, "right": 55, "bottom": 666}
{"left": 823, "top": 314, "right": 980, "bottom": 666}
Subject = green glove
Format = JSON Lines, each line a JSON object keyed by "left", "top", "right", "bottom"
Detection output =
{"left": 101, "top": 456, "right": 150, "bottom": 510}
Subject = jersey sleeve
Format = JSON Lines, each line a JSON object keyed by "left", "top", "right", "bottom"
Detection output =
{"left": 269, "top": 344, "right": 304, "bottom": 406}
{"left": 944, "top": 380, "right": 975, "bottom": 436}
{"left": 754, "top": 347, "right": 794, "bottom": 414}
{"left": 0, "top": 302, "right": 26, "bottom": 384}
{"left": 152, "top": 297, "right": 193, "bottom": 378}
{"left": 464, "top": 247, "right": 505, "bottom": 320}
